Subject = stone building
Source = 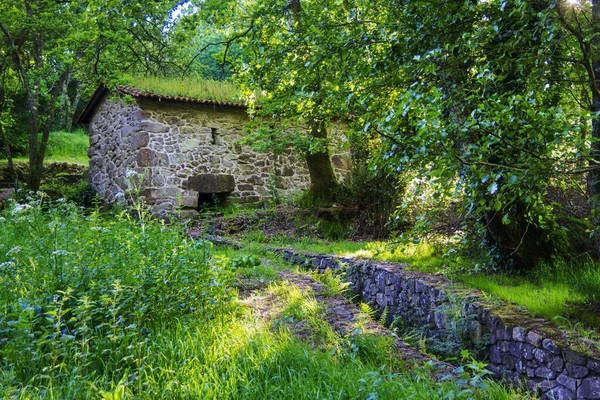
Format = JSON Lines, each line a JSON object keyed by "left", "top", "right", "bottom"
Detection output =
{"left": 78, "top": 84, "right": 351, "bottom": 216}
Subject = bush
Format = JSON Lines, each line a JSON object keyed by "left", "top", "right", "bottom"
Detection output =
{"left": 40, "top": 178, "right": 100, "bottom": 207}
{"left": 0, "top": 196, "right": 234, "bottom": 391}
{"left": 340, "top": 131, "right": 408, "bottom": 238}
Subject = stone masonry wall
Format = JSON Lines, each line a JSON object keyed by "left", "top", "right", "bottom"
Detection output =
{"left": 88, "top": 97, "right": 351, "bottom": 216}
{"left": 273, "top": 248, "right": 600, "bottom": 400}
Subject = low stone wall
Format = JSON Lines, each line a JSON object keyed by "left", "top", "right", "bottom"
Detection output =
{"left": 0, "top": 162, "right": 85, "bottom": 188}
{"left": 88, "top": 96, "right": 351, "bottom": 217}
{"left": 272, "top": 248, "right": 600, "bottom": 400}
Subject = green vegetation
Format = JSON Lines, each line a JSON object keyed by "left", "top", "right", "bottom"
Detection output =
{"left": 0, "top": 196, "right": 234, "bottom": 398}
{"left": 119, "top": 75, "right": 245, "bottom": 103}
{"left": 3, "top": 0, "right": 600, "bottom": 396}
{"left": 235, "top": 0, "right": 600, "bottom": 270}
{"left": 0, "top": 130, "right": 89, "bottom": 166}
{"left": 458, "top": 260, "right": 600, "bottom": 329}
{"left": 0, "top": 199, "right": 529, "bottom": 399}
{"left": 214, "top": 245, "right": 281, "bottom": 283}
{"left": 250, "top": 235, "right": 600, "bottom": 331}
{"left": 259, "top": 238, "right": 453, "bottom": 273}
{"left": 41, "top": 130, "right": 89, "bottom": 165}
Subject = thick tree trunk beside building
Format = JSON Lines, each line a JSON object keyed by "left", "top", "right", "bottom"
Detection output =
{"left": 306, "top": 120, "right": 337, "bottom": 200}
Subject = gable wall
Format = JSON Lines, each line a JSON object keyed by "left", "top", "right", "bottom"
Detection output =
{"left": 87, "top": 96, "right": 351, "bottom": 216}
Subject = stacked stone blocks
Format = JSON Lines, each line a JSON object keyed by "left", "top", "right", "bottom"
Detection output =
{"left": 273, "top": 248, "right": 600, "bottom": 400}
{"left": 87, "top": 97, "right": 351, "bottom": 216}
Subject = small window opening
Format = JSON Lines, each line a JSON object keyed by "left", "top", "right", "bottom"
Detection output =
{"left": 210, "top": 127, "right": 218, "bottom": 145}
{"left": 197, "top": 192, "right": 229, "bottom": 210}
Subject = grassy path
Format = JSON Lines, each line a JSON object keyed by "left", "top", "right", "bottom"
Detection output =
{"left": 224, "top": 251, "right": 531, "bottom": 399}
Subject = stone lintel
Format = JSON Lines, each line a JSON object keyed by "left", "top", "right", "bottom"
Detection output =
{"left": 184, "top": 174, "right": 235, "bottom": 193}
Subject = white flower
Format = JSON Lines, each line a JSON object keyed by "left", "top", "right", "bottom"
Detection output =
{"left": 0, "top": 261, "right": 15, "bottom": 269}
{"left": 125, "top": 170, "right": 139, "bottom": 178}
{"left": 12, "top": 204, "right": 32, "bottom": 215}
{"left": 6, "top": 246, "right": 21, "bottom": 255}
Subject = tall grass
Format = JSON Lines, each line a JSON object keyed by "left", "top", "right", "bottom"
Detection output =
{"left": 119, "top": 75, "right": 245, "bottom": 103}
{"left": 459, "top": 259, "right": 600, "bottom": 329}
{"left": 43, "top": 130, "right": 89, "bottom": 164}
{"left": 0, "top": 196, "right": 233, "bottom": 398}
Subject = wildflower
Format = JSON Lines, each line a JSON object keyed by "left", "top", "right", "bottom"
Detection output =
{"left": 53, "top": 294, "right": 59, "bottom": 303}
{"left": 12, "top": 204, "right": 32, "bottom": 215}
{"left": 6, "top": 246, "right": 21, "bottom": 255}
{"left": 0, "top": 261, "right": 14, "bottom": 269}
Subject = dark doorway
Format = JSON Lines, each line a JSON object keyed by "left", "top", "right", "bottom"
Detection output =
{"left": 197, "top": 192, "right": 229, "bottom": 209}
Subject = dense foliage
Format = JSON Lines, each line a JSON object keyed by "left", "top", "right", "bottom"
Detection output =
{"left": 0, "top": 0, "right": 209, "bottom": 188}
{"left": 232, "top": 0, "right": 599, "bottom": 268}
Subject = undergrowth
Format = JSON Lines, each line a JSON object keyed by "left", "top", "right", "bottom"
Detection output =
{"left": 244, "top": 234, "right": 600, "bottom": 332}
{"left": 0, "top": 195, "right": 233, "bottom": 398}
{"left": 0, "top": 196, "right": 533, "bottom": 398}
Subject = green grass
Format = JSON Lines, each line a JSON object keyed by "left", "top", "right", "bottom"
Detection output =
{"left": 457, "top": 260, "right": 600, "bottom": 330}
{"left": 119, "top": 75, "right": 249, "bottom": 103}
{"left": 270, "top": 239, "right": 455, "bottom": 272}
{"left": 0, "top": 130, "right": 89, "bottom": 166}
{"left": 0, "top": 199, "right": 528, "bottom": 399}
{"left": 458, "top": 274, "right": 579, "bottom": 321}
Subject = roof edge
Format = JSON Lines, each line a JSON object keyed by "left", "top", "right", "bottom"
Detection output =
{"left": 76, "top": 82, "right": 110, "bottom": 125}
{"left": 76, "top": 83, "right": 256, "bottom": 125}
{"left": 115, "top": 85, "right": 251, "bottom": 109}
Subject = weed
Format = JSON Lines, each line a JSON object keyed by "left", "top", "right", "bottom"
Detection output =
{"left": 552, "top": 316, "right": 599, "bottom": 341}
{"left": 230, "top": 254, "right": 262, "bottom": 270}
{"left": 361, "top": 302, "right": 377, "bottom": 319}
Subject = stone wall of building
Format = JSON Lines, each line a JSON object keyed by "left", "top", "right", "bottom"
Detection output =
{"left": 87, "top": 96, "right": 351, "bottom": 216}
{"left": 273, "top": 248, "right": 600, "bottom": 400}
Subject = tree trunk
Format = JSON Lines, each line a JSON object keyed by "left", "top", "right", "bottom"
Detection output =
{"left": 306, "top": 120, "right": 338, "bottom": 200}
{"left": 589, "top": 0, "right": 600, "bottom": 257}
{"left": 0, "top": 125, "right": 16, "bottom": 187}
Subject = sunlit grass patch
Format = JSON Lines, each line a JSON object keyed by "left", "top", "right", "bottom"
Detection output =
{"left": 458, "top": 274, "right": 582, "bottom": 321}
{"left": 277, "top": 239, "right": 462, "bottom": 273}
{"left": 0, "top": 130, "right": 89, "bottom": 166}
{"left": 458, "top": 259, "right": 600, "bottom": 330}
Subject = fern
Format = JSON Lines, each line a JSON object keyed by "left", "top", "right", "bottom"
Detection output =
{"left": 360, "top": 302, "right": 376, "bottom": 319}
{"left": 378, "top": 307, "right": 389, "bottom": 326}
